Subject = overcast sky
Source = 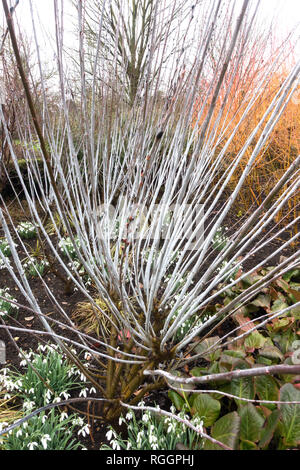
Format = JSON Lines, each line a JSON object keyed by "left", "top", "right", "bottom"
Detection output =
{"left": 1, "top": 0, "right": 300, "bottom": 60}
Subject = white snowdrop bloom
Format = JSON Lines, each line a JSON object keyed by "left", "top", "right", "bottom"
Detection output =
{"left": 89, "top": 387, "right": 97, "bottom": 394}
{"left": 79, "top": 388, "right": 88, "bottom": 398}
{"left": 28, "top": 441, "right": 39, "bottom": 450}
{"left": 136, "top": 430, "right": 144, "bottom": 447}
{"left": 60, "top": 391, "right": 71, "bottom": 400}
{"left": 59, "top": 412, "right": 69, "bottom": 422}
{"left": 41, "top": 415, "right": 48, "bottom": 424}
{"left": 142, "top": 413, "right": 150, "bottom": 423}
{"left": 78, "top": 424, "right": 90, "bottom": 438}
{"left": 41, "top": 434, "right": 51, "bottom": 450}
{"left": 45, "top": 389, "right": 52, "bottom": 403}
{"left": 72, "top": 417, "right": 84, "bottom": 427}
{"left": 106, "top": 429, "right": 113, "bottom": 441}
{"left": 16, "top": 429, "right": 23, "bottom": 438}
{"left": 119, "top": 416, "right": 125, "bottom": 426}
{"left": 23, "top": 400, "right": 35, "bottom": 412}
{"left": 125, "top": 410, "right": 133, "bottom": 421}
{"left": 111, "top": 440, "right": 121, "bottom": 450}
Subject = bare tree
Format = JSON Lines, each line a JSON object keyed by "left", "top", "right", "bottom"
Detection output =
{"left": 81, "top": 0, "right": 198, "bottom": 105}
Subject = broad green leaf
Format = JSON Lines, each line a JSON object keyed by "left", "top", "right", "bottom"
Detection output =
{"left": 223, "top": 349, "right": 246, "bottom": 359}
{"left": 244, "top": 331, "right": 266, "bottom": 351}
{"left": 239, "top": 403, "right": 264, "bottom": 442}
{"left": 190, "top": 367, "right": 207, "bottom": 377}
{"left": 283, "top": 269, "right": 300, "bottom": 282}
{"left": 166, "top": 371, "right": 195, "bottom": 394}
{"left": 259, "top": 409, "right": 281, "bottom": 449}
{"left": 271, "top": 299, "right": 289, "bottom": 314}
{"left": 194, "top": 336, "right": 221, "bottom": 361}
{"left": 204, "top": 412, "right": 240, "bottom": 450}
{"left": 259, "top": 345, "right": 284, "bottom": 362}
{"left": 251, "top": 294, "right": 271, "bottom": 309}
{"left": 230, "top": 364, "right": 255, "bottom": 406}
{"left": 239, "top": 440, "right": 258, "bottom": 450}
{"left": 192, "top": 394, "right": 221, "bottom": 427}
{"left": 279, "top": 384, "right": 300, "bottom": 447}
{"left": 168, "top": 390, "right": 185, "bottom": 411}
{"left": 255, "top": 375, "right": 279, "bottom": 410}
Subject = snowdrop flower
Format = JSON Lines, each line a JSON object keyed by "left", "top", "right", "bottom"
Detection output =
{"left": 79, "top": 388, "right": 88, "bottom": 398}
{"left": 125, "top": 410, "right": 134, "bottom": 421}
{"left": 142, "top": 413, "right": 150, "bottom": 423}
{"left": 41, "top": 434, "right": 51, "bottom": 449}
{"left": 60, "top": 391, "right": 71, "bottom": 400}
{"left": 78, "top": 423, "right": 90, "bottom": 438}
{"left": 16, "top": 429, "right": 23, "bottom": 438}
{"left": 89, "top": 387, "right": 97, "bottom": 394}
{"left": 119, "top": 416, "right": 125, "bottom": 426}
{"left": 28, "top": 441, "right": 39, "bottom": 450}
{"left": 59, "top": 412, "right": 69, "bottom": 422}
{"left": 111, "top": 440, "right": 121, "bottom": 450}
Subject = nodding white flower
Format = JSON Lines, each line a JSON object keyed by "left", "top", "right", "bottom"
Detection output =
{"left": 125, "top": 410, "right": 134, "bottom": 421}
{"left": 59, "top": 412, "right": 69, "bottom": 422}
{"left": 78, "top": 424, "right": 90, "bottom": 438}
{"left": 111, "top": 440, "right": 121, "bottom": 450}
{"left": 23, "top": 400, "right": 35, "bottom": 412}
{"left": 45, "top": 389, "right": 52, "bottom": 402}
{"left": 60, "top": 391, "right": 71, "bottom": 400}
{"left": 16, "top": 429, "right": 23, "bottom": 438}
{"left": 89, "top": 387, "right": 97, "bottom": 394}
{"left": 41, "top": 434, "right": 51, "bottom": 450}
{"left": 142, "top": 413, "right": 150, "bottom": 423}
{"left": 79, "top": 388, "right": 88, "bottom": 398}
{"left": 28, "top": 441, "right": 39, "bottom": 450}
{"left": 72, "top": 417, "right": 84, "bottom": 427}
{"left": 119, "top": 416, "right": 125, "bottom": 426}
{"left": 136, "top": 431, "right": 144, "bottom": 447}
{"left": 106, "top": 428, "right": 114, "bottom": 441}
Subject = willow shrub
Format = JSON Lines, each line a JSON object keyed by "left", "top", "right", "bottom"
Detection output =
{"left": 0, "top": 0, "right": 299, "bottom": 424}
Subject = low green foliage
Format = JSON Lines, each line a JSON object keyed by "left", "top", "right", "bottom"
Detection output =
{"left": 168, "top": 266, "right": 300, "bottom": 450}
{"left": 101, "top": 404, "right": 204, "bottom": 450}
{"left": 0, "top": 409, "right": 86, "bottom": 450}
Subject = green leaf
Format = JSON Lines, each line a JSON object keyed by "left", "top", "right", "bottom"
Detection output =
{"left": 239, "top": 403, "right": 265, "bottom": 442}
{"left": 244, "top": 331, "right": 266, "bottom": 351}
{"left": 168, "top": 390, "right": 185, "bottom": 411}
{"left": 192, "top": 394, "right": 221, "bottom": 427}
{"left": 259, "top": 409, "right": 281, "bottom": 449}
{"left": 259, "top": 345, "right": 284, "bottom": 362}
{"left": 271, "top": 299, "right": 289, "bottom": 314}
{"left": 204, "top": 412, "right": 240, "bottom": 450}
{"left": 255, "top": 375, "right": 279, "bottom": 410}
{"left": 283, "top": 269, "right": 300, "bottom": 282}
{"left": 279, "top": 384, "right": 300, "bottom": 447}
{"left": 239, "top": 440, "right": 258, "bottom": 450}
{"left": 230, "top": 364, "right": 255, "bottom": 406}
{"left": 252, "top": 294, "right": 271, "bottom": 309}
{"left": 194, "top": 336, "right": 221, "bottom": 361}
